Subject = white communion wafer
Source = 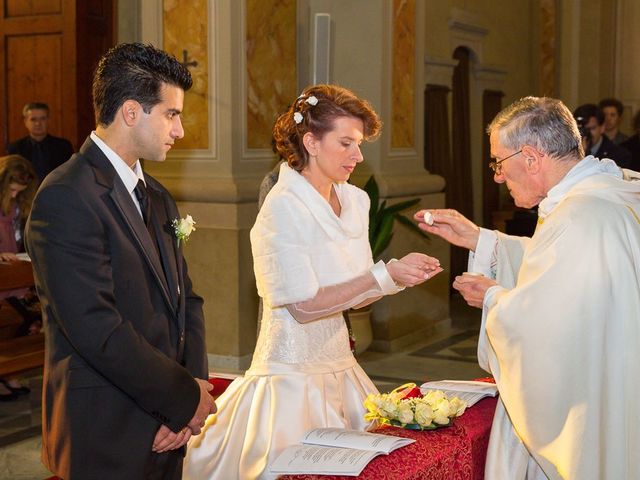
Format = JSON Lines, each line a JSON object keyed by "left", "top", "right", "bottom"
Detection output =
{"left": 423, "top": 211, "right": 434, "bottom": 225}
{"left": 462, "top": 271, "right": 483, "bottom": 276}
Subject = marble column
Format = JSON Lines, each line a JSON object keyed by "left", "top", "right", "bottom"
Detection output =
{"left": 140, "top": 0, "right": 298, "bottom": 370}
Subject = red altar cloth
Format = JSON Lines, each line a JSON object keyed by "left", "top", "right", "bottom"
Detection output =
{"left": 208, "top": 376, "right": 233, "bottom": 397}
{"left": 45, "top": 380, "right": 496, "bottom": 480}
{"left": 280, "top": 397, "right": 498, "bottom": 480}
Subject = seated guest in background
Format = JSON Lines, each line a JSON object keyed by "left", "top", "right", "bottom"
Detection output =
{"left": 598, "top": 97, "right": 628, "bottom": 145}
{"left": 7, "top": 102, "right": 73, "bottom": 181}
{"left": 0, "top": 154, "right": 40, "bottom": 400}
{"left": 573, "top": 103, "right": 632, "bottom": 168}
{"left": 621, "top": 110, "right": 640, "bottom": 171}
{"left": 417, "top": 96, "right": 640, "bottom": 479}
{"left": 0, "top": 155, "right": 37, "bottom": 259}
{"left": 185, "top": 84, "right": 443, "bottom": 480}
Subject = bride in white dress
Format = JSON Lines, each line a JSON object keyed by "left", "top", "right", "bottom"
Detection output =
{"left": 184, "top": 84, "right": 443, "bottom": 479}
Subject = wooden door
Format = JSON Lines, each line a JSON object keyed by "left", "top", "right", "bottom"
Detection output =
{"left": 0, "top": 0, "right": 114, "bottom": 151}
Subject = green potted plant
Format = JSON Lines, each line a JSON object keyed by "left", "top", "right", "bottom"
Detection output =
{"left": 364, "top": 175, "right": 429, "bottom": 259}
{"left": 348, "top": 175, "right": 430, "bottom": 354}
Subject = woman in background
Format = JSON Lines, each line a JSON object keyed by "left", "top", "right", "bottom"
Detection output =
{"left": 0, "top": 155, "right": 39, "bottom": 400}
{"left": 185, "top": 84, "right": 443, "bottom": 479}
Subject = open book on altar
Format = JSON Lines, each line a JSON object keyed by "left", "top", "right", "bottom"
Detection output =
{"left": 420, "top": 380, "right": 498, "bottom": 407}
{"left": 270, "top": 427, "right": 415, "bottom": 477}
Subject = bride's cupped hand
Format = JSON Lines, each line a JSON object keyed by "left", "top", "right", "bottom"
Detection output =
{"left": 387, "top": 252, "right": 443, "bottom": 287}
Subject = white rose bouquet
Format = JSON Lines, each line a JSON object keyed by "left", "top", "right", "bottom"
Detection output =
{"left": 364, "top": 383, "right": 466, "bottom": 430}
{"left": 172, "top": 214, "right": 196, "bottom": 247}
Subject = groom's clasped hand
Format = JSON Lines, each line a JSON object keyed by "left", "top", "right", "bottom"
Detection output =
{"left": 152, "top": 379, "right": 217, "bottom": 453}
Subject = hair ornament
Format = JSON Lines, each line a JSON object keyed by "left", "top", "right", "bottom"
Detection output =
{"left": 293, "top": 94, "right": 318, "bottom": 124}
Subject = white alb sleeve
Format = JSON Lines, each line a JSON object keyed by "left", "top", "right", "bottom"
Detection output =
{"left": 467, "top": 228, "right": 498, "bottom": 277}
{"left": 285, "top": 260, "right": 403, "bottom": 323}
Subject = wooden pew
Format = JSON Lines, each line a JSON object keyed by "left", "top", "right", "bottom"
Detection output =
{"left": 0, "top": 260, "right": 44, "bottom": 378}
{"left": 0, "top": 259, "right": 34, "bottom": 291}
{"left": 0, "top": 333, "right": 45, "bottom": 377}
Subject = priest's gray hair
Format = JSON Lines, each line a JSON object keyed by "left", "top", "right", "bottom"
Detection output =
{"left": 487, "top": 96, "right": 584, "bottom": 159}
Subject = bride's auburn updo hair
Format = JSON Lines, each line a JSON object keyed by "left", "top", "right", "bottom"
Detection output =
{"left": 273, "top": 84, "right": 382, "bottom": 171}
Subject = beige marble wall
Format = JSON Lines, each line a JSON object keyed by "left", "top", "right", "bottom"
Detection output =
{"left": 246, "top": 0, "right": 297, "bottom": 149}
{"left": 540, "top": 0, "right": 556, "bottom": 97}
{"left": 177, "top": 200, "right": 259, "bottom": 369}
{"left": 391, "top": 0, "right": 416, "bottom": 149}
{"left": 163, "top": 0, "right": 209, "bottom": 150}
{"left": 617, "top": 0, "right": 640, "bottom": 116}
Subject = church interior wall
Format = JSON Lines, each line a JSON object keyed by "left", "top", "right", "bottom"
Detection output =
{"left": 53, "top": 0, "right": 640, "bottom": 368}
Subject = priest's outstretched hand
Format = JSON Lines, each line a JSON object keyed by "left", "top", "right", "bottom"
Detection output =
{"left": 414, "top": 209, "right": 480, "bottom": 251}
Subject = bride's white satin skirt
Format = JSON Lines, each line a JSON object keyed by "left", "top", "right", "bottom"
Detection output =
{"left": 183, "top": 356, "right": 378, "bottom": 480}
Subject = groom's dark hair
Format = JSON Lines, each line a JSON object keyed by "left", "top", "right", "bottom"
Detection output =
{"left": 92, "top": 42, "right": 192, "bottom": 126}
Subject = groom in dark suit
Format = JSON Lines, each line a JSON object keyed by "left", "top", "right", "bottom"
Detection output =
{"left": 25, "top": 43, "right": 216, "bottom": 479}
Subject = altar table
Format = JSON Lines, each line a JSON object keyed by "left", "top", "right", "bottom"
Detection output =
{"left": 279, "top": 396, "right": 498, "bottom": 480}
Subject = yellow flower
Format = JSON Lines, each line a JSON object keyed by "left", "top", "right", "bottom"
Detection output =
{"left": 380, "top": 398, "right": 398, "bottom": 419}
{"left": 362, "top": 385, "right": 467, "bottom": 429}
{"left": 396, "top": 402, "right": 414, "bottom": 424}
{"left": 414, "top": 401, "right": 434, "bottom": 427}
{"left": 423, "top": 389, "right": 446, "bottom": 404}
{"left": 449, "top": 397, "right": 467, "bottom": 417}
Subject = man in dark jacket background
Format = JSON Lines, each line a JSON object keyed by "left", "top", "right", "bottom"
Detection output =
{"left": 7, "top": 102, "right": 74, "bottom": 181}
{"left": 573, "top": 103, "right": 632, "bottom": 169}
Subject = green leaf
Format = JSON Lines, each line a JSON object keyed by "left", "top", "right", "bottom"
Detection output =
{"left": 380, "top": 198, "right": 421, "bottom": 215}
{"left": 395, "top": 213, "right": 431, "bottom": 240}
{"left": 364, "top": 174, "right": 430, "bottom": 259}
{"left": 372, "top": 215, "right": 394, "bottom": 258}
{"left": 364, "top": 176, "right": 379, "bottom": 224}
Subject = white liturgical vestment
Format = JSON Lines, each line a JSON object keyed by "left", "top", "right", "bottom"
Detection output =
{"left": 469, "top": 157, "right": 640, "bottom": 479}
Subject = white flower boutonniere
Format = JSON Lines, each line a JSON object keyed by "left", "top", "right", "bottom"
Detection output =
{"left": 172, "top": 214, "right": 196, "bottom": 247}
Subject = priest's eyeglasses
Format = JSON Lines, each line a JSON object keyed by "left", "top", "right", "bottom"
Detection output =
{"left": 489, "top": 149, "right": 522, "bottom": 175}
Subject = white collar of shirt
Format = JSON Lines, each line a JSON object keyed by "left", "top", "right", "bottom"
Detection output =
{"left": 589, "top": 136, "right": 603, "bottom": 155}
{"left": 90, "top": 131, "right": 145, "bottom": 193}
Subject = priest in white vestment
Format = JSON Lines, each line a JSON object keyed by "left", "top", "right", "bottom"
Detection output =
{"left": 416, "top": 96, "right": 640, "bottom": 480}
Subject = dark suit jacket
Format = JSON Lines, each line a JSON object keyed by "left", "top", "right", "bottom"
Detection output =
{"left": 593, "top": 135, "right": 633, "bottom": 169}
{"left": 621, "top": 134, "right": 640, "bottom": 172}
{"left": 25, "top": 137, "right": 207, "bottom": 479}
{"left": 8, "top": 134, "right": 74, "bottom": 181}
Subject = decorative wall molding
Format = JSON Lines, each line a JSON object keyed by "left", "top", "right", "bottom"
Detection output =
{"left": 208, "top": 352, "right": 253, "bottom": 371}
{"left": 312, "top": 13, "right": 331, "bottom": 84}
{"left": 448, "top": 7, "right": 488, "bottom": 64}
{"left": 424, "top": 56, "right": 458, "bottom": 88}
{"left": 473, "top": 63, "right": 508, "bottom": 91}
{"left": 448, "top": 7, "right": 489, "bottom": 37}
{"left": 140, "top": 0, "right": 163, "bottom": 46}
